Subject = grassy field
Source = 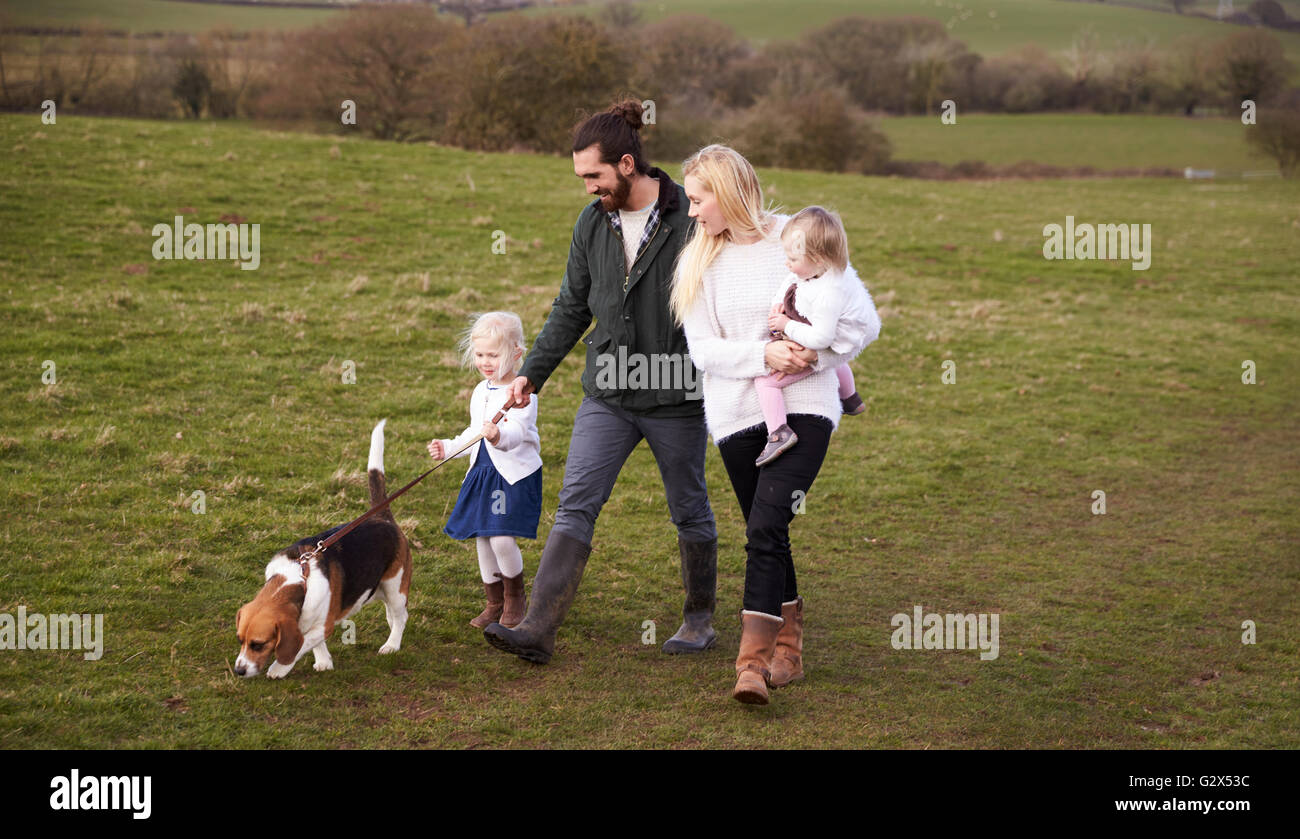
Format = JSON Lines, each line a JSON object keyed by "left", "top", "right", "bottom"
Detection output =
{"left": 0, "top": 0, "right": 341, "bottom": 31}
{"left": 7, "top": 0, "right": 1300, "bottom": 70}
{"left": 879, "top": 113, "right": 1272, "bottom": 172}
{"left": 1, "top": 114, "right": 1297, "bottom": 749}
{"left": 528, "top": 0, "right": 1300, "bottom": 66}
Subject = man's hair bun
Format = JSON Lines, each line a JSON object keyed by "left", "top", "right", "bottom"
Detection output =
{"left": 610, "top": 99, "right": 644, "bottom": 131}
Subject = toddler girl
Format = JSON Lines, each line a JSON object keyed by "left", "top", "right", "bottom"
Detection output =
{"left": 428, "top": 312, "right": 542, "bottom": 629}
{"left": 756, "top": 206, "right": 870, "bottom": 466}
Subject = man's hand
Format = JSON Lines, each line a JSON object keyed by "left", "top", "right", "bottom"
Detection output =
{"left": 427, "top": 439, "right": 445, "bottom": 460}
{"left": 506, "top": 375, "right": 535, "bottom": 410}
{"left": 482, "top": 421, "right": 500, "bottom": 445}
{"left": 764, "top": 340, "right": 816, "bottom": 376}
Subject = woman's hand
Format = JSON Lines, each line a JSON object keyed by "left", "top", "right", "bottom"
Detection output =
{"left": 764, "top": 340, "right": 816, "bottom": 377}
{"left": 482, "top": 421, "right": 500, "bottom": 445}
{"left": 427, "top": 439, "right": 444, "bottom": 460}
{"left": 791, "top": 343, "right": 817, "bottom": 366}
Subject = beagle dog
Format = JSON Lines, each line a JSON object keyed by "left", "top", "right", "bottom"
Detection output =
{"left": 234, "top": 420, "right": 411, "bottom": 678}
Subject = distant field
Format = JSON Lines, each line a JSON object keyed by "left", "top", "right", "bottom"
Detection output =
{"left": 525, "top": 0, "right": 1300, "bottom": 66}
{"left": 5, "top": 0, "right": 1300, "bottom": 74}
{"left": 0, "top": 0, "right": 342, "bottom": 32}
{"left": 879, "top": 114, "right": 1271, "bottom": 173}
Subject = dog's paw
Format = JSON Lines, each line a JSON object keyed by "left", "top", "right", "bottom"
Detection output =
{"left": 313, "top": 659, "right": 334, "bottom": 671}
{"left": 378, "top": 643, "right": 399, "bottom": 655}
{"left": 266, "top": 662, "right": 292, "bottom": 679}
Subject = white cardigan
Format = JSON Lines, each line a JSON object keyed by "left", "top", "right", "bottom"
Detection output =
{"left": 439, "top": 379, "right": 542, "bottom": 485}
{"left": 680, "top": 214, "right": 881, "bottom": 443}
{"left": 771, "top": 268, "right": 877, "bottom": 355}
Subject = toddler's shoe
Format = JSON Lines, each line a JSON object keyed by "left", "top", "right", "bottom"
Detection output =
{"left": 470, "top": 580, "right": 504, "bottom": 629}
{"left": 841, "top": 392, "right": 866, "bottom": 416}
{"left": 499, "top": 572, "right": 527, "bottom": 628}
{"left": 755, "top": 424, "right": 798, "bottom": 467}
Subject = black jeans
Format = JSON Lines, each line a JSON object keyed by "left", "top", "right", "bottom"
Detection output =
{"left": 717, "top": 414, "right": 833, "bottom": 617}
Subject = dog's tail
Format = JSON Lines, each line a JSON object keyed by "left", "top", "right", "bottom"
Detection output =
{"left": 367, "top": 419, "right": 391, "bottom": 516}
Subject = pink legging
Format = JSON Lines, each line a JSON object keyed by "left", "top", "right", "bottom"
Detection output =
{"left": 756, "top": 363, "right": 857, "bottom": 433}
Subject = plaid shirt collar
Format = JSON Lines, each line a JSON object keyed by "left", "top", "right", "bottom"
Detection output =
{"left": 605, "top": 190, "right": 661, "bottom": 255}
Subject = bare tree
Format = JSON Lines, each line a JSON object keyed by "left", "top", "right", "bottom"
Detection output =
{"left": 0, "top": 13, "right": 12, "bottom": 106}
{"left": 440, "top": 1, "right": 486, "bottom": 26}
{"left": 1246, "top": 106, "right": 1300, "bottom": 175}
{"left": 903, "top": 38, "right": 966, "bottom": 115}
{"left": 1159, "top": 37, "right": 1216, "bottom": 115}
{"left": 200, "top": 29, "right": 270, "bottom": 118}
{"left": 602, "top": 0, "right": 643, "bottom": 27}
{"left": 70, "top": 27, "right": 116, "bottom": 106}
{"left": 1062, "top": 26, "right": 1100, "bottom": 85}
{"left": 1212, "top": 29, "right": 1292, "bottom": 105}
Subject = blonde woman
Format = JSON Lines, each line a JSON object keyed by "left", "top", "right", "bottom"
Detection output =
{"left": 672, "top": 145, "right": 881, "bottom": 705}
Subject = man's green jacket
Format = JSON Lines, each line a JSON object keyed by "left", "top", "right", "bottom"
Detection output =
{"left": 519, "top": 166, "right": 703, "bottom": 417}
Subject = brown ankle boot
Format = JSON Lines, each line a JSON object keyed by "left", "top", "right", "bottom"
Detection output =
{"left": 499, "top": 572, "right": 527, "bottom": 628}
{"left": 733, "top": 610, "right": 784, "bottom": 705}
{"left": 769, "top": 596, "right": 804, "bottom": 688}
{"left": 470, "top": 580, "right": 504, "bottom": 629}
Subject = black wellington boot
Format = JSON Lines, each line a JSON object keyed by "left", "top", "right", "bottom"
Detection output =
{"left": 483, "top": 530, "right": 591, "bottom": 665}
{"left": 661, "top": 536, "right": 718, "bottom": 654}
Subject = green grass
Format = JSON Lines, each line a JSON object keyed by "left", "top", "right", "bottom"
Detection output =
{"left": 0, "top": 0, "right": 343, "bottom": 32}
{"left": 8, "top": 0, "right": 1300, "bottom": 69}
{"left": 879, "top": 113, "right": 1274, "bottom": 172}
{"left": 1, "top": 114, "right": 1297, "bottom": 748}
{"left": 527, "top": 0, "right": 1300, "bottom": 65}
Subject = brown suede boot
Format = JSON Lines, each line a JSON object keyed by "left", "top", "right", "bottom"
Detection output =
{"left": 469, "top": 580, "right": 504, "bottom": 630}
{"left": 733, "top": 610, "right": 784, "bottom": 705}
{"left": 499, "top": 572, "right": 527, "bottom": 629}
{"left": 769, "top": 596, "right": 804, "bottom": 688}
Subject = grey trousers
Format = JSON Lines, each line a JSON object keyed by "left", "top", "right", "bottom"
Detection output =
{"left": 551, "top": 397, "right": 716, "bottom": 546}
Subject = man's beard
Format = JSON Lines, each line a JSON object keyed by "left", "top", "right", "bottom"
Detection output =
{"left": 599, "top": 169, "right": 633, "bottom": 212}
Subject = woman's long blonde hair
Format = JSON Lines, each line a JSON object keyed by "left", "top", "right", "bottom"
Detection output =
{"left": 670, "top": 144, "right": 779, "bottom": 324}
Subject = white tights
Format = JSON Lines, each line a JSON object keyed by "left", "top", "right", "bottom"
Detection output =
{"left": 476, "top": 536, "right": 523, "bottom": 584}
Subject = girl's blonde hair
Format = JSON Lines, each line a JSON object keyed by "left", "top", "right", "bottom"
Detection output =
{"left": 458, "top": 311, "right": 527, "bottom": 379}
{"left": 670, "top": 144, "right": 780, "bottom": 324}
{"left": 782, "top": 206, "right": 849, "bottom": 274}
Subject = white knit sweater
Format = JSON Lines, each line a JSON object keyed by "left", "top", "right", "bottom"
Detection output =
{"left": 680, "top": 214, "right": 881, "bottom": 443}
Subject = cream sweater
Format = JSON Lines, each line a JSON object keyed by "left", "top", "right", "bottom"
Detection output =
{"left": 680, "top": 214, "right": 881, "bottom": 443}
{"left": 439, "top": 379, "right": 542, "bottom": 485}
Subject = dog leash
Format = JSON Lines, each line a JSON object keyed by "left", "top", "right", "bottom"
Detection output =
{"left": 294, "top": 408, "right": 510, "bottom": 576}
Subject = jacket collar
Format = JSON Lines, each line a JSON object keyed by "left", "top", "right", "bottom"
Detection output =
{"left": 645, "top": 165, "right": 682, "bottom": 214}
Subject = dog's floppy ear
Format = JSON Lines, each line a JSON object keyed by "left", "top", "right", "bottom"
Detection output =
{"left": 235, "top": 605, "right": 245, "bottom": 634}
{"left": 274, "top": 614, "right": 304, "bottom": 665}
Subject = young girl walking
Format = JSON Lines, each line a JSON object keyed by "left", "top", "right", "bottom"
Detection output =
{"left": 428, "top": 312, "right": 542, "bottom": 630}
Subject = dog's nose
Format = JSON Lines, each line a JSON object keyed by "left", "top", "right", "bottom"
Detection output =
{"left": 234, "top": 663, "right": 246, "bottom": 676}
